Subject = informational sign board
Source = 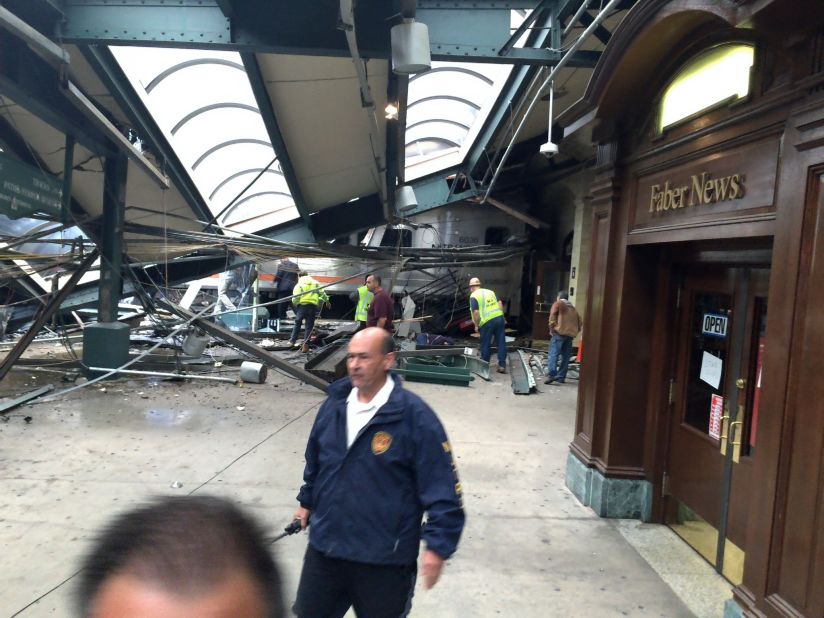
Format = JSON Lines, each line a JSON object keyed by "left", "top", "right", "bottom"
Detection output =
{"left": 709, "top": 394, "right": 724, "bottom": 440}
{"left": 702, "top": 313, "right": 728, "bottom": 338}
{"left": 700, "top": 351, "right": 723, "bottom": 389}
{"left": 0, "top": 152, "right": 63, "bottom": 220}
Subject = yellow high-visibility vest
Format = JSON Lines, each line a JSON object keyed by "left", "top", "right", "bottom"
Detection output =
{"left": 470, "top": 288, "right": 504, "bottom": 327}
{"left": 355, "top": 285, "right": 374, "bottom": 322}
{"left": 293, "top": 276, "right": 328, "bottom": 306}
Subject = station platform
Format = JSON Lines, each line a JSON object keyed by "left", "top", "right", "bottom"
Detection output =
{"left": 1, "top": 365, "right": 731, "bottom": 616}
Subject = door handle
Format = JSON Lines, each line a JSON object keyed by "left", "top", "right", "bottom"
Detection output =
{"left": 730, "top": 420, "right": 743, "bottom": 446}
{"left": 719, "top": 415, "right": 731, "bottom": 440}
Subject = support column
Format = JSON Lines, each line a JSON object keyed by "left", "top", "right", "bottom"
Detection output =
{"left": 83, "top": 153, "right": 129, "bottom": 373}
{"left": 98, "top": 153, "right": 127, "bottom": 321}
{"left": 565, "top": 138, "right": 655, "bottom": 521}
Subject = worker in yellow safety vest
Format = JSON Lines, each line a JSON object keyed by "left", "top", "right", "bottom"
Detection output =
{"left": 468, "top": 277, "right": 507, "bottom": 374}
{"left": 289, "top": 271, "right": 329, "bottom": 352}
{"left": 350, "top": 276, "right": 374, "bottom": 329}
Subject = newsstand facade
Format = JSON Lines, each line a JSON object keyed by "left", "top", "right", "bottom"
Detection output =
{"left": 561, "top": 1, "right": 824, "bottom": 615}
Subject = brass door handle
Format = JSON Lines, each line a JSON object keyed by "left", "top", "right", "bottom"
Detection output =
{"left": 730, "top": 420, "right": 743, "bottom": 446}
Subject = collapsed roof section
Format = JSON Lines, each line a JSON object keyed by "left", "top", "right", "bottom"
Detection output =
{"left": 0, "top": 0, "right": 635, "bottom": 316}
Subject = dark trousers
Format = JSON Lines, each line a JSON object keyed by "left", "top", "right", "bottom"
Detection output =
{"left": 479, "top": 315, "right": 507, "bottom": 367}
{"left": 290, "top": 304, "right": 318, "bottom": 344}
{"left": 274, "top": 289, "right": 292, "bottom": 320}
{"left": 294, "top": 545, "right": 416, "bottom": 618}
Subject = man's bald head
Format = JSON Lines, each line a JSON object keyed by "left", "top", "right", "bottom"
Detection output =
{"left": 350, "top": 327, "right": 393, "bottom": 355}
{"left": 347, "top": 328, "right": 394, "bottom": 396}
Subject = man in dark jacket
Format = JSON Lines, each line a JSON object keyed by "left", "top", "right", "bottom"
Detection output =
{"left": 292, "top": 327, "right": 465, "bottom": 618}
{"left": 274, "top": 256, "right": 300, "bottom": 322}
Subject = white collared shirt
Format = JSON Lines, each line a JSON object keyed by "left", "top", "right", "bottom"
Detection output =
{"left": 346, "top": 375, "right": 395, "bottom": 448}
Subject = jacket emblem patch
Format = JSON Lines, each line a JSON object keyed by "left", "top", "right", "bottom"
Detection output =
{"left": 371, "top": 431, "right": 392, "bottom": 455}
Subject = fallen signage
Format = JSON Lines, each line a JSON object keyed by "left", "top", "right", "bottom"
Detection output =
{"left": 0, "top": 152, "right": 63, "bottom": 219}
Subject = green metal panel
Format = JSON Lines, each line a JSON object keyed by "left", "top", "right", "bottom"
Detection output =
{"left": 61, "top": 1, "right": 230, "bottom": 46}
{"left": 82, "top": 321, "right": 131, "bottom": 377}
{"left": 393, "top": 367, "right": 473, "bottom": 387}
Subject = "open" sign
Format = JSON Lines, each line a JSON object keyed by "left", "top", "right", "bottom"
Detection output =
{"left": 702, "top": 313, "right": 728, "bottom": 338}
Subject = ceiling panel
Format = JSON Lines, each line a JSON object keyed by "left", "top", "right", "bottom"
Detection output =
{"left": 257, "top": 54, "right": 388, "bottom": 211}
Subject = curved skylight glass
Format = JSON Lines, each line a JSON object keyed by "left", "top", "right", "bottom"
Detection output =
{"left": 111, "top": 47, "right": 298, "bottom": 233}
{"left": 405, "top": 61, "right": 510, "bottom": 179}
{"left": 403, "top": 10, "right": 529, "bottom": 180}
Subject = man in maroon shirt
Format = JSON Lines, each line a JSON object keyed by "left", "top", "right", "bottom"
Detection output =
{"left": 365, "top": 274, "right": 394, "bottom": 333}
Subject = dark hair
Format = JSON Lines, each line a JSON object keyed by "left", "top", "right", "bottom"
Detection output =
{"left": 298, "top": 270, "right": 308, "bottom": 277}
{"left": 76, "top": 495, "right": 284, "bottom": 617}
{"left": 370, "top": 274, "right": 382, "bottom": 287}
{"left": 558, "top": 291, "right": 569, "bottom": 300}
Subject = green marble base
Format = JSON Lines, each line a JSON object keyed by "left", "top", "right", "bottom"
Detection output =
{"left": 565, "top": 452, "right": 653, "bottom": 522}
{"left": 723, "top": 599, "right": 744, "bottom": 618}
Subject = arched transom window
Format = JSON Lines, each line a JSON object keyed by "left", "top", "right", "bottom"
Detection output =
{"left": 659, "top": 43, "right": 755, "bottom": 132}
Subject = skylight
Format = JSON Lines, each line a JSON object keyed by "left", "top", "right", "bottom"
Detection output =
{"left": 111, "top": 47, "right": 298, "bottom": 233}
{"left": 403, "top": 10, "right": 529, "bottom": 180}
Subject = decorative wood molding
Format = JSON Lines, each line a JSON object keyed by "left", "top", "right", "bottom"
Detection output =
{"left": 591, "top": 458, "right": 647, "bottom": 480}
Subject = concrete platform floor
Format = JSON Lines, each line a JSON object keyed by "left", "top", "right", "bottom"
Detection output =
{"left": 0, "top": 363, "right": 733, "bottom": 617}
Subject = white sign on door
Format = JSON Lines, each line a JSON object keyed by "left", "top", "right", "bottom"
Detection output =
{"left": 702, "top": 313, "right": 728, "bottom": 338}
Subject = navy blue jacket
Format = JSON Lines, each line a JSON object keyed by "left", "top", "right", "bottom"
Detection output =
{"left": 297, "top": 376, "right": 465, "bottom": 565}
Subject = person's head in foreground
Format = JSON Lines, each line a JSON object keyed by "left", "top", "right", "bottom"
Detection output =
{"left": 347, "top": 327, "right": 394, "bottom": 395}
{"left": 76, "top": 495, "right": 284, "bottom": 618}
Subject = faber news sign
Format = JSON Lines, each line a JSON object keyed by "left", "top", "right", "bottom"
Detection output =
{"left": 631, "top": 136, "right": 779, "bottom": 231}
{"left": 0, "top": 153, "right": 63, "bottom": 220}
{"left": 649, "top": 171, "right": 745, "bottom": 213}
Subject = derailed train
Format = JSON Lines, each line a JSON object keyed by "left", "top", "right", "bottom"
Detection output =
{"left": 271, "top": 202, "right": 528, "bottom": 319}
{"left": 193, "top": 202, "right": 529, "bottom": 328}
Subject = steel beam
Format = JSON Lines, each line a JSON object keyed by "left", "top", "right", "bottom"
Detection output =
{"left": 80, "top": 46, "right": 214, "bottom": 225}
{"left": 398, "top": 167, "right": 479, "bottom": 217}
{"left": 99, "top": 154, "right": 127, "bottom": 322}
{"left": 0, "top": 384, "right": 55, "bottom": 414}
{"left": 498, "top": 48, "right": 600, "bottom": 67}
{"left": 0, "top": 249, "right": 99, "bottom": 381}
{"left": 0, "top": 37, "right": 113, "bottom": 157}
{"left": 385, "top": 70, "right": 409, "bottom": 210}
{"left": 465, "top": 9, "right": 554, "bottom": 176}
{"left": 58, "top": 0, "right": 599, "bottom": 66}
{"left": 577, "top": 11, "right": 612, "bottom": 45}
{"left": 157, "top": 300, "right": 330, "bottom": 392}
{"left": 63, "top": 80, "right": 170, "bottom": 190}
{"left": 0, "top": 5, "right": 69, "bottom": 68}
{"left": 240, "top": 53, "right": 313, "bottom": 234}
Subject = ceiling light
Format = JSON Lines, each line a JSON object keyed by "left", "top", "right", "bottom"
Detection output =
{"left": 391, "top": 21, "right": 431, "bottom": 75}
{"left": 395, "top": 185, "right": 418, "bottom": 212}
{"left": 385, "top": 103, "right": 399, "bottom": 120}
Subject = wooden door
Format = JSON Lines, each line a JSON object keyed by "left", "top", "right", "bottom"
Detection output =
{"left": 664, "top": 265, "right": 769, "bottom": 584}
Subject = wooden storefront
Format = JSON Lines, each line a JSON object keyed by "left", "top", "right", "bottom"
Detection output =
{"left": 562, "top": 0, "right": 824, "bottom": 615}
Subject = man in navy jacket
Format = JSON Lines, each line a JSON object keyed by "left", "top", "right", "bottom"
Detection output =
{"left": 293, "top": 327, "right": 465, "bottom": 618}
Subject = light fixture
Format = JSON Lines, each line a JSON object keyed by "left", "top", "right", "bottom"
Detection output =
{"left": 384, "top": 103, "right": 399, "bottom": 120}
{"left": 539, "top": 78, "right": 559, "bottom": 159}
{"left": 391, "top": 21, "right": 431, "bottom": 75}
{"left": 395, "top": 185, "right": 418, "bottom": 212}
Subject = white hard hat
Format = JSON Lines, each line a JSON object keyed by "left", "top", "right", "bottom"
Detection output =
{"left": 468, "top": 277, "right": 481, "bottom": 287}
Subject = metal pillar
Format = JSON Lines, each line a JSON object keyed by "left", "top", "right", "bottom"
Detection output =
{"left": 61, "top": 134, "right": 74, "bottom": 224}
{"left": 99, "top": 153, "right": 127, "bottom": 322}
